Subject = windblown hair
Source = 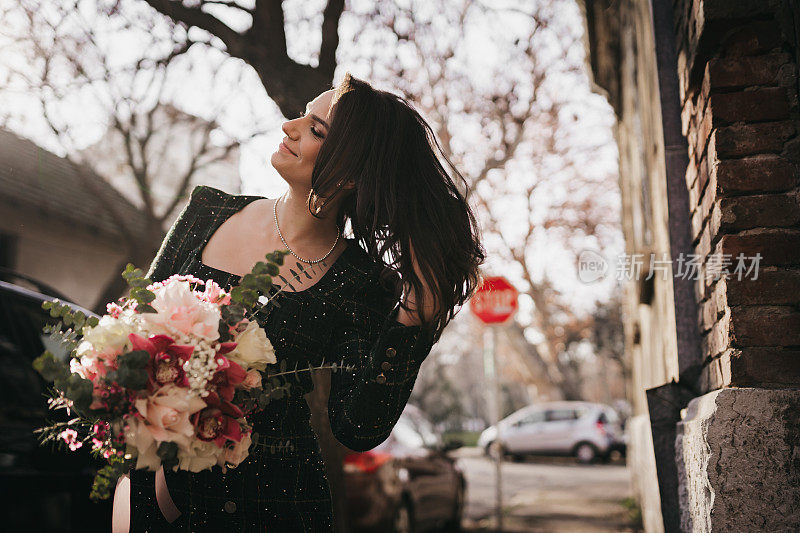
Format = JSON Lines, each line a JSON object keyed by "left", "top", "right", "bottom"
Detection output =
{"left": 307, "top": 72, "right": 485, "bottom": 342}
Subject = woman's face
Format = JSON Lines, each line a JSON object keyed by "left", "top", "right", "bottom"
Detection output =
{"left": 270, "top": 89, "right": 335, "bottom": 189}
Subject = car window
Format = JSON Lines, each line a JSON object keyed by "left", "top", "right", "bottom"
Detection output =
{"left": 518, "top": 411, "right": 545, "bottom": 425}
{"left": 0, "top": 292, "right": 60, "bottom": 418}
{"left": 602, "top": 409, "right": 619, "bottom": 424}
{"left": 545, "top": 409, "right": 578, "bottom": 422}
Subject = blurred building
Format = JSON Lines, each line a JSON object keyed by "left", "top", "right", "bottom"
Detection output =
{"left": 0, "top": 128, "right": 149, "bottom": 307}
{"left": 0, "top": 102, "right": 241, "bottom": 309}
{"left": 581, "top": 0, "right": 800, "bottom": 531}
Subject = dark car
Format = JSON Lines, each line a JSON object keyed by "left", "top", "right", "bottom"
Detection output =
{"left": 343, "top": 404, "right": 466, "bottom": 533}
{"left": 0, "top": 279, "right": 112, "bottom": 532}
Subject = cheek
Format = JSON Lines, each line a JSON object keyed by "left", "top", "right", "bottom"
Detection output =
{"left": 302, "top": 144, "right": 321, "bottom": 165}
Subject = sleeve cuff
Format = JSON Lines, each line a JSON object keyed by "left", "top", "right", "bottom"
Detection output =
{"left": 369, "top": 304, "right": 436, "bottom": 385}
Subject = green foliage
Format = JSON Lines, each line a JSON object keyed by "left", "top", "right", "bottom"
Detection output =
{"left": 115, "top": 349, "right": 150, "bottom": 389}
{"left": 122, "top": 263, "right": 156, "bottom": 313}
{"left": 41, "top": 299, "right": 95, "bottom": 354}
{"left": 89, "top": 452, "right": 133, "bottom": 502}
{"left": 226, "top": 249, "right": 289, "bottom": 322}
{"left": 32, "top": 350, "right": 69, "bottom": 383}
{"left": 64, "top": 373, "right": 94, "bottom": 414}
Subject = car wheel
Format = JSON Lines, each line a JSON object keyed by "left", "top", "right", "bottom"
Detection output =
{"left": 442, "top": 481, "right": 465, "bottom": 532}
{"left": 484, "top": 441, "right": 494, "bottom": 457}
{"left": 392, "top": 499, "right": 414, "bottom": 533}
{"left": 575, "top": 442, "right": 598, "bottom": 464}
{"left": 487, "top": 441, "right": 510, "bottom": 461}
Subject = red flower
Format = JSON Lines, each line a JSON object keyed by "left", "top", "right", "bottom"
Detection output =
{"left": 192, "top": 403, "right": 244, "bottom": 447}
{"left": 128, "top": 333, "right": 194, "bottom": 392}
{"left": 208, "top": 354, "right": 246, "bottom": 403}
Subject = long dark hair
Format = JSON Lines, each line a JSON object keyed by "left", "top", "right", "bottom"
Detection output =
{"left": 307, "top": 72, "right": 485, "bottom": 342}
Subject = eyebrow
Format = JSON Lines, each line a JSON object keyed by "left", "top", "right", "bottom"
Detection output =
{"left": 305, "top": 103, "right": 330, "bottom": 130}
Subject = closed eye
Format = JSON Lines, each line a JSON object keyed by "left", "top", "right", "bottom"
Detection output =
{"left": 298, "top": 110, "right": 325, "bottom": 139}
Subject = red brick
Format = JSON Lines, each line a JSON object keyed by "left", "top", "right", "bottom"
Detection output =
{"left": 699, "top": 354, "right": 732, "bottom": 392}
{"left": 720, "top": 21, "right": 785, "bottom": 57}
{"left": 708, "top": 87, "right": 789, "bottom": 124}
{"left": 702, "top": 307, "right": 731, "bottom": 358}
{"left": 726, "top": 269, "right": 800, "bottom": 306}
{"left": 730, "top": 306, "right": 800, "bottom": 346}
{"left": 681, "top": 97, "right": 695, "bottom": 136}
{"left": 697, "top": 278, "right": 728, "bottom": 332}
{"left": 718, "top": 230, "right": 800, "bottom": 267}
{"left": 697, "top": 153, "right": 710, "bottom": 198}
{"left": 694, "top": 107, "right": 714, "bottom": 161}
{"left": 706, "top": 54, "right": 792, "bottom": 89}
{"left": 691, "top": 175, "right": 716, "bottom": 240}
{"left": 711, "top": 120, "right": 795, "bottom": 157}
{"left": 686, "top": 153, "right": 699, "bottom": 190}
{"left": 692, "top": 199, "right": 709, "bottom": 242}
{"left": 714, "top": 155, "right": 798, "bottom": 194}
{"left": 716, "top": 193, "right": 800, "bottom": 231}
{"left": 728, "top": 347, "right": 800, "bottom": 386}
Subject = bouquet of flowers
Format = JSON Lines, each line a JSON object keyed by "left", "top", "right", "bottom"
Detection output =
{"left": 32, "top": 251, "right": 347, "bottom": 501}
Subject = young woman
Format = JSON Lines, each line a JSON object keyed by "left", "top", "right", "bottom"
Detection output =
{"left": 114, "top": 72, "right": 485, "bottom": 532}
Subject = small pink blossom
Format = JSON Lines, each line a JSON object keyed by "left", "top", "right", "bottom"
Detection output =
{"left": 59, "top": 428, "right": 83, "bottom": 451}
{"left": 106, "top": 301, "right": 124, "bottom": 318}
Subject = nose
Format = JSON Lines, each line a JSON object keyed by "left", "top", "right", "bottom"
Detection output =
{"left": 282, "top": 117, "right": 300, "bottom": 138}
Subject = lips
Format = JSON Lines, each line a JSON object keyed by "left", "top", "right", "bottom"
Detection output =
{"left": 280, "top": 141, "right": 297, "bottom": 156}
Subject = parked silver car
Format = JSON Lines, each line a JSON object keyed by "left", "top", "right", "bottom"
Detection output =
{"left": 477, "top": 401, "right": 624, "bottom": 463}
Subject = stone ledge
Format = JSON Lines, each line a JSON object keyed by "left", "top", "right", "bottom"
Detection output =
{"left": 676, "top": 387, "right": 800, "bottom": 532}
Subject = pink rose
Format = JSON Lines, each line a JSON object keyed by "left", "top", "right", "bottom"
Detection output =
{"left": 241, "top": 370, "right": 262, "bottom": 390}
{"left": 134, "top": 384, "right": 206, "bottom": 448}
{"left": 142, "top": 280, "right": 221, "bottom": 341}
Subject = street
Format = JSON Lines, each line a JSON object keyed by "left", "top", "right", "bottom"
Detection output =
{"left": 454, "top": 448, "right": 641, "bottom": 532}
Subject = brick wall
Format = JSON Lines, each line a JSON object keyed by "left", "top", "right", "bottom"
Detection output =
{"left": 674, "top": 2, "right": 800, "bottom": 392}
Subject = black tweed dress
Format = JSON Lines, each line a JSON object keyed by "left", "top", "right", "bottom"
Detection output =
{"left": 127, "top": 185, "right": 437, "bottom": 532}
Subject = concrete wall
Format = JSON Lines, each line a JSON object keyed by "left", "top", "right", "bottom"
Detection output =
{"left": 676, "top": 388, "right": 800, "bottom": 531}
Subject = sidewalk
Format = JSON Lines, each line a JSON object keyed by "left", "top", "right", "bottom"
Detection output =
{"left": 453, "top": 448, "right": 643, "bottom": 532}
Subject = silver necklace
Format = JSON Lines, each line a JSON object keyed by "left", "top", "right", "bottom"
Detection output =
{"left": 273, "top": 192, "right": 340, "bottom": 264}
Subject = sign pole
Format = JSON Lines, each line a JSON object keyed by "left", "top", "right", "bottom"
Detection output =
{"left": 483, "top": 325, "right": 503, "bottom": 532}
{"left": 472, "top": 275, "right": 518, "bottom": 533}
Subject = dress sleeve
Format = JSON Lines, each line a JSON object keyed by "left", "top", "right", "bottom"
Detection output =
{"left": 145, "top": 184, "right": 209, "bottom": 283}
{"left": 326, "top": 268, "right": 438, "bottom": 452}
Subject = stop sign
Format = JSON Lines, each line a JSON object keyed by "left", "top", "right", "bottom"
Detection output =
{"left": 470, "top": 276, "right": 519, "bottom": 324}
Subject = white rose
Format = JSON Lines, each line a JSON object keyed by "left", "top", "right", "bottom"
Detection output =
{"left": 177, "top": 438, "right": 220, "bottom": 473}
{"left": 80, "top": 315, "right": 135, "bottom": 357}
{"left": 227, "top": 321, "right": 276, "bottom": 371}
